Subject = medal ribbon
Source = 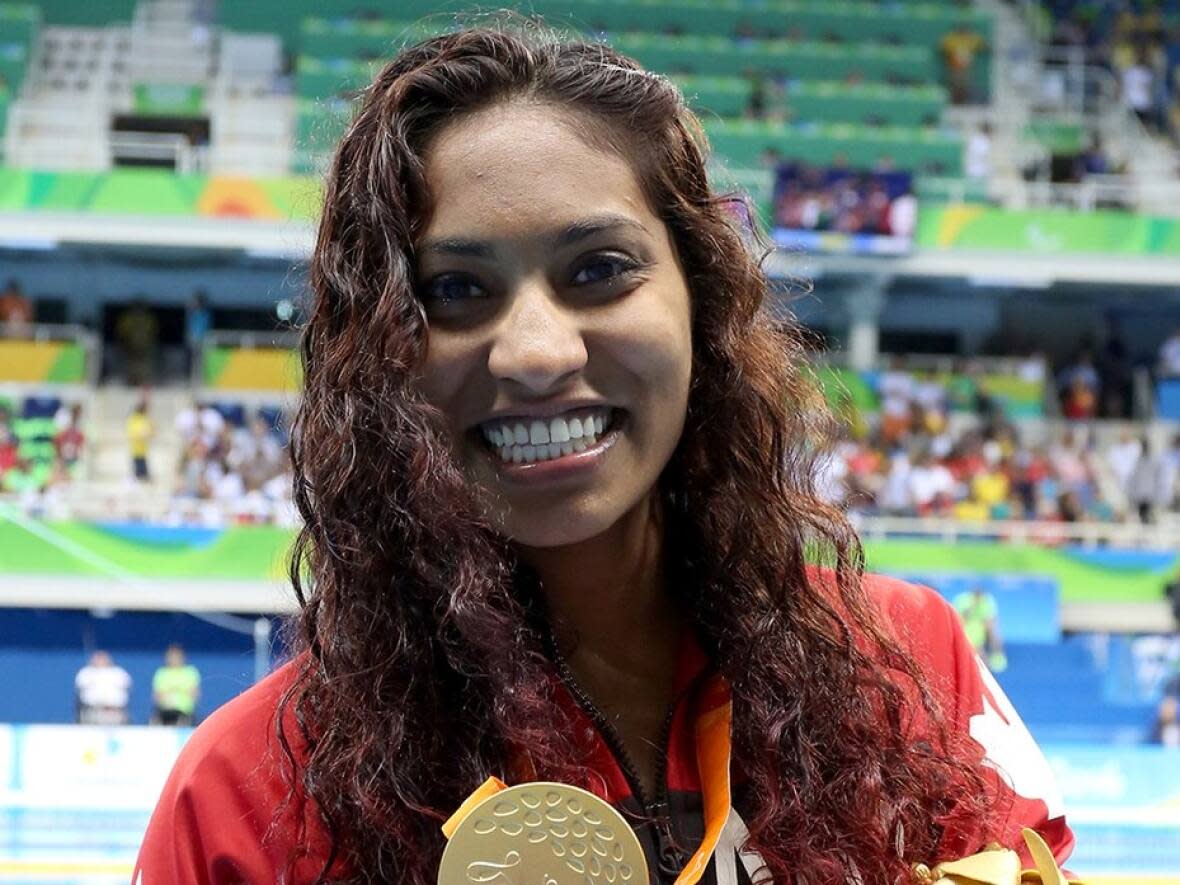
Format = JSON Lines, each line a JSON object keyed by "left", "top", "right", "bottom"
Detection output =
{"left": 441, "top": 675, "right": 1083, "bottom": 885}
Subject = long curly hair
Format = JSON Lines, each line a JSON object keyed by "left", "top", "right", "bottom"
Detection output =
{"left": 279, "top": 22, "right": 997, "bottom": 884}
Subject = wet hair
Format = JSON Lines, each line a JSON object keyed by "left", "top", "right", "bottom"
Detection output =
{"left": 280, "top": 22, "right": 997, "bottom": 884}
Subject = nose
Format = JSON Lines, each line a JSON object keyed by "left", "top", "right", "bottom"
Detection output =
{"left": 487, "top": 280, "right": 588, "bottom": 395}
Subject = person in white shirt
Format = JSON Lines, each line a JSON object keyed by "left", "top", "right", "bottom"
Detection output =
{"left": 75, "top": 650, "right": 132, "bottom": 725}
{"left": 1159, "top": 327, "right": 1180, "bottom": 378}
{"left": 907, "top": 451, "right": 956, "bottom": 515}
{"left": 965, "top": 123, "right": 992, "bottom": 180}
{"left": 1105, "top": 430, "right": 1142, "bottom": 497}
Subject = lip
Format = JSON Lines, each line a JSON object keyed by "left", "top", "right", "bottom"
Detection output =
{"left": 477, "top": 411, "right": 627, "bottom": 486}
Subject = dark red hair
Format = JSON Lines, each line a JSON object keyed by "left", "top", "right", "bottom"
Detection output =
{"left": 280, "top": 22, "right": 997, "bottom": 883}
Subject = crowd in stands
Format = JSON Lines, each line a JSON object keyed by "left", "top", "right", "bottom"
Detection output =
{"left": 1045, "top": 0, "right": 1180, "bottom": 146}
{"left": 0, "top": 397, "right": 85, "bottom": 496}
{"left": 819, "top": 359, "right": 1180, "bottom": 527}
{"left": 169, "top": 399, "right": 296, "bottom": 526}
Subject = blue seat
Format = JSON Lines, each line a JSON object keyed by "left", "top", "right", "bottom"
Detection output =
{"left": 21, "top": 396, "right": 61, "bottom": 419}
{"left": 212, "top": 402, "right": 247, "bottom": 428}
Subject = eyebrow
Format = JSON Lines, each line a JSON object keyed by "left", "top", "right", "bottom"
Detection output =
{"left": 419, "top": 213, "right": 650, "bottom": 258}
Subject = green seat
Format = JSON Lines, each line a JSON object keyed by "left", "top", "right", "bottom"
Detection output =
{"left": 672, "top": 75, "right": 752, "bottom": 119}
{"left": 23, "top": 0, "right": 131, "bottom": 25}
{"left": 703, "top": 118, "right": 961, "bottom": 174}
{"left": 611, "top": 32, "right": 936, "bottom": 83}
{"left": 787, "top": 81, "right": 945, "bottom": 127}
{"left": 295, "top": 55, "right": 375, "bottom": 100}
{"left": 529, "top": 0, "right": 991, "bottom": 48}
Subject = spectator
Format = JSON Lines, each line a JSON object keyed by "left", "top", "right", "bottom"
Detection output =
{"left": 115, "top": 299, "right": 160, "bottom": 385}
{"left": 1128, "top": 436, "right": 1171, "bottom": 524}
{"left": 0, "top": 279, "right": 33, "bottom": 335}
{"left": 907, "top": 449, "right": 956, "bottom": 516}
{"left": 185, "top": 289, "right": 213, "bottom": 378}
{"left": 1122, "top": 50, "right": 1157, "bottom": 129}
{"left": 1098, "top": 318, "right": 1133, "bottom": 418}
{"left": 75, "top": 650, "right": 132, "bottom": 725}
{"left": 1106, "top": 429, "right": 1142, "bottom": 497}
{"left": 877, "top": 356, "right": 914, "bottom": 444}
{"left": 1159, "top": 325, "right": 1180, "bottom": 377}
{"left": 1153, "top": 695, "right": 1180, "bottom": 748}
{"left": 151, "top": 644, "right": 201, "bottom": 726}
{"left": 1057, "top": 347, "right": 1101, "bottom": 412}
{"left": 1062, "top": 374, "right": 1098, "bottom": 420}
{"left": 940, "top": 23, "right": 987, "bottom": 104}
{"left": 877, "top": 446, "right": 914, "bottom": 515}
{"left": 965, "top": 122, "right": 992, "bottom": 180}
{"left": 53, "top": 404, "right": 85, "bottom": 471}
{"left": 127, "top": 397, "right": 154, "bottom": 483}
{"left": 1049, "top": 429, "right": 1094, "bottom": 502}
{"left": 953, "top": 586, "right": 1007, "bottom": 672}
{"left": 0, "top": 425, "right": 17, "bottom": 477}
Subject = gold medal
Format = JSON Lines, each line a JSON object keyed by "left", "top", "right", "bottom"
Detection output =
{"left": 438, "top": 781, "right": 650, "bottom": 885}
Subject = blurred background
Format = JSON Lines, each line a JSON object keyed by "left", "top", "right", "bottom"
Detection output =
{"left": 1, "top": 0, "right": 1179, "bottom": 882}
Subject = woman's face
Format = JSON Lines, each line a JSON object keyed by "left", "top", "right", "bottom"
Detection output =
{"left": 415, "top": 101, "right": 693, "bottom": 548}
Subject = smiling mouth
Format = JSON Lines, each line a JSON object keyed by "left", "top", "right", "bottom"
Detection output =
{"left": 474, "top": 406, "right": 623, "bottom": 465}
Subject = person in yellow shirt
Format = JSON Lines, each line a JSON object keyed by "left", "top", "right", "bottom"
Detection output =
{"left": 152, "top": 644, "right": 201, "bottom": 726}
{"left": 940, "top": 24, "right": 986, "bottom": 105}
{"left": 127, "top": 397, "right": 153, "bottom": 482}
{"left": 972, "top": 466, "right": 1010, "bottom": 512}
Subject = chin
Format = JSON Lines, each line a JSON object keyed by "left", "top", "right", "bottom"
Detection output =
{"left": 501, "top": 508, "right": 620, "bottom": 549}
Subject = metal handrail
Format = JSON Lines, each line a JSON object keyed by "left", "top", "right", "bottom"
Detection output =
{"left": 108, "top": 131, "right": 209, "bottom": 175}
{"left": 853, "top": 514, "right": 1180, "bottom": 550}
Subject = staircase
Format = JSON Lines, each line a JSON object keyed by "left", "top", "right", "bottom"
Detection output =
{"left": 6, "top": 0, "right": 294, "bottom": 176}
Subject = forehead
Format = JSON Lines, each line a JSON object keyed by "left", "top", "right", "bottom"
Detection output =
{"left": 420, "top": 101, "right": 654, "bottom": 240}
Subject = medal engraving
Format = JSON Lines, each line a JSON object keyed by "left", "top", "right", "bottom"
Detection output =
{"left": 439, "top": 783, "right": 649, "bottom": 884}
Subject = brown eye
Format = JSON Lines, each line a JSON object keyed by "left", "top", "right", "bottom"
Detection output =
{"left": 423, "top": 274, "right": 487, "bottom": 304}
{"left": 571, "top": 254, "right": 639, "bottom": 286}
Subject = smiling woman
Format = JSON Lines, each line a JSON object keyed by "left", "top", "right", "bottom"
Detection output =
{"left": 134, "top": 21, "right": 1076, "bottom": 885}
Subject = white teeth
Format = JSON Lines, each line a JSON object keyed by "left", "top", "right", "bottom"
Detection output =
{"left": 483, "top": 407, "right": 616, "bottom": 464}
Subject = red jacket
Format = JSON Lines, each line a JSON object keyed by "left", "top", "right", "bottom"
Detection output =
{"left": 135, "top": 574, "right": 1074, "bottom": 883}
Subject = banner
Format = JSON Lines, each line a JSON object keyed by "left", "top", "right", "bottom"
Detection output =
{"left": 865, "top": 540, "right": 1178, "bottom": 604}
{"left": 917, "top": 204, "right": 1180, "bottom": 256}
{"left": 0, "top": 339, "right": 86, "bottom": 383}
{"left": 0, "top": 167, "right": 321, "bottom": 221}
{"left": 202, "top": 345, "right": 301, "bottom": 392}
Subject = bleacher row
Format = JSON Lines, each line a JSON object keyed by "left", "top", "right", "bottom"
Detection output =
{"left": 1, "top": 0, "right": 991, "bottom": 179}
{"left": 290, "top": 4, "right": 982, "bottom": 175}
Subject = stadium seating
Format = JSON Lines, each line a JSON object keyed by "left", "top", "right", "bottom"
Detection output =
{"left": 0, "top": 4, "right": 36, "bottom": 127}
{"left": 6, "top": 0, "right": 987, "bottom": 178}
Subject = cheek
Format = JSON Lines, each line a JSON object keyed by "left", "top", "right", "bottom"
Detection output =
{"left": 418, "top": 336, "right": 482, "bottom": 415}
{"left": 609, "top": 290, "right": 693, "bottom": 416}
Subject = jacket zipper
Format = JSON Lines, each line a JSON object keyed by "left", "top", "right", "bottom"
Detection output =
{"left": 545, "top": 632, "right": 689, "bottom": 882}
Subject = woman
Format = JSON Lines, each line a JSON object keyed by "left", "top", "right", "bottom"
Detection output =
{"left": 136, "top": 25, "right": 1073, "bottom": 884}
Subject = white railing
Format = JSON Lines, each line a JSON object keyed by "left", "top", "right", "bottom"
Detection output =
{"left": 9, "top": 487, "right": 1180, "bottom": 549}
{"left": 108, "top": 131, "right": 208, "bottom": 174}
{"left": 0, "top": 485, "right": 298, "bottom": 528}
{"left": 853, "top": 514, "right": 1180, "bottom": 550}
